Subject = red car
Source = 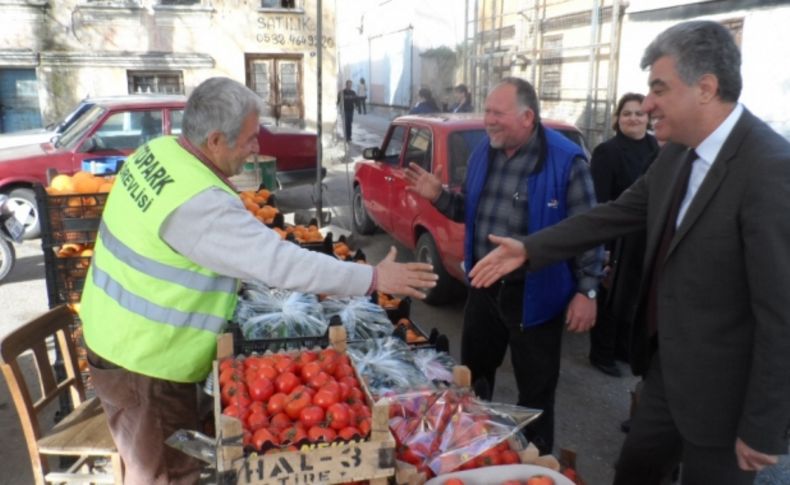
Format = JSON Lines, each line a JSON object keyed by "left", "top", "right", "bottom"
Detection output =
{"left": 0, "top": 95, "right": 319, "bottom": 238}
{"left": 352, "top": 114, "right": 588, "bottom": 304}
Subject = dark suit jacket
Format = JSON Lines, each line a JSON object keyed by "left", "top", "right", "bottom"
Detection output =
{"left": 521, "top": 108, "right": 790, "bottom": 454}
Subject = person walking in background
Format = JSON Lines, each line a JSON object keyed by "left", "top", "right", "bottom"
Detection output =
{"left": 409, "top": 87, "right": 440, "bottom": 114}
{"left": 356, "top": 78, "right": 367, "bottom": 115}
{"left": 405, "top": 77, "right": 603, "bottom": 455}
{"left": 468, "top": 21, "right": 790, "bottom": 484}
{"left": 337, "top": 80, "right": 357, "bottom": 142}
{"left": 450, "top": 84, "right": 473, "bottom": 113}
{"left": 588, "top": 93, "right": 659, "bottom": 377}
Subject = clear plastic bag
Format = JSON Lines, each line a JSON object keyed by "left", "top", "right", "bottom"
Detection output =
{"left": 385, "top": 388, "right": 542, "bottom": 476}
{"left": 412, "top": 348, "right": 455, "bottom": 384}
{"left": 234, "top": 282, "right": 326, "bottom": 339}
{"left": 321, "top": 296, "right": 393, "bottom": 339}
{"left": 347, "top": 338, "right": 430, "bottom": 396}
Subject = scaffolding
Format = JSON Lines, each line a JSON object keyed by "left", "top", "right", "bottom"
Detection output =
{"left": 462, "top": 0, "right": 625, "bottom": 147}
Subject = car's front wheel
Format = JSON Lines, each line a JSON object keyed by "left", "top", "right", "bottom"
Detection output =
{"left": 7, "top": 188, "right": 40, "bottom": 239}
{"left": 352, "top": 185, "right": 377, "bottom": 235}
{"left": 416, "top": 232, "right": 456, "bottom": 305}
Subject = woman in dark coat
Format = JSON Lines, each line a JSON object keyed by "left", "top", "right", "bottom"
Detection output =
{"left": 589, "top": 92, "right": 659, "bottom": 377}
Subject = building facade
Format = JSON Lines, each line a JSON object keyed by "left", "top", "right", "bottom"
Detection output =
{"left": 0, "top": 0, "right": 338, "bottom": 137}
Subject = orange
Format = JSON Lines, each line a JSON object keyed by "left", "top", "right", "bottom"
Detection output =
{"left": 50, "top": 174, "right": 74, "bottom": 193}
{"left": 74, "top": 175, "right": 102, "bottom": 194}
{"left": 98, "top": 181, "right": 114, "bottom": 193}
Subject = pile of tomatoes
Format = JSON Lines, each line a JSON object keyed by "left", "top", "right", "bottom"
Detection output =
{"left": 443, "top": 477, "right": 555, "bottom": 485}
{"left": 218, "top": 347, "right": 373, "bottom": 453}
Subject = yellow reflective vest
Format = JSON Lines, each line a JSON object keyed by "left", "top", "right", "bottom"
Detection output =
{"left": 81, "top": 136, "right": 239, "bottom": 383}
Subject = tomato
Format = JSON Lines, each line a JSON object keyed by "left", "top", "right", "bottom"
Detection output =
{"left": 249, "top": 401, "right": 266, "bottom": 416}
{"left": 318, "top": 350, "right": 339, "bottom": 375}
{"left": 284, "top": 390, "right": 312, "bottom": 420}
{"left": 266, "top": 392, "right": 288, "bottom": 415}
{"left": 219, "top": 368, "right": 243, "bottom": 387}
{"left": 339, "top": 375, "right": 361, "bottom": 390}
{"left": 279, "top": 425, "right": 307, "bottom": 445}
{"left": 246, "top": 411, "right": 269, "bottom": 431}
{"left": 347, "top": 386, "right": 364, "bottom": 403}
{"left": 296, "top": 350, "right": 318, "bottom": 365}
{"left": 242, "top": 428, "right": 253, "bottom": 448}
{"left": 443, "top": 480, "right": 464, "bottom": 485}
{"left": 313, "top": 388, "right": 339, "bottom": 409}
{"left": 300, "top": 361, "right": 322, "bottom": 382}
{"left": 333, "top": 362, "right": 355, "bottom": 380}
{"left": 243, "top": 356, "right": 261, "bottom": 369}
{"left": 256, "top": 364, "right": 278, "bottom": 381}
{"left": 219, "top": 357, "right": 242, "bottom": 373}
{"left": 248, "top": 377, "right": 274, "bottom": 402}
{"left": 307, "top": 371, "right": 331, "bottom": 389}
{"left": 228, "top": 391, "right": 251, "bottom": 409}
{"left": 326, "top": 402, "right": 351, "bottom": 430}
{"left": 357, "top": 417, "right": 371, "bottom": 437}
{"left": 222, "top": 403, "right": 249, "bottom": 422}
{"left": 274, "top": 355, "right": 298, "bottom": 374}
{"left": 337, "top": 425, "right": 361, "bottom": 441}
{"left": 220, "top": 381, "right": 247, "bottom": 406}
{"left": 320, "top": 381, "right": 341, "bottom": 400}
{"left": 351, "top": 401, "right": 371, "bottom": 419}
{"left": 499, "top": 449, "right": 520, "bottom": 465}
{"left": 275, "top": 371, "right": 300, "bottom": 394}
{"left": 252, "top": 427, "right": 279, "bottom": 450}
{"left": 307, "top": 425, "right": 336, "bottom": 443}
{"left": 269, "top": 411, "right": 292, "bottom": 430}
{"left": 292, "top": 384, "right": 316, "bottom": 398}
{"left": 477, "top": 447, "right": 502, "bottom": 467}
{"left": 299, "top": 405, "right": 325, "bottom": 428}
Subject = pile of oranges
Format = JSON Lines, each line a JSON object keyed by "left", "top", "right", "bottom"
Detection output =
{"left": 47, "top": 172, "right": 114, "bottom": 195}
{"left": 240, "top": 189, "right": 278, "bottom": 224}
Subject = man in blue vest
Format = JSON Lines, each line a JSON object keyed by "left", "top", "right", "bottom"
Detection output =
{"left": 405, "top": 77, "right": 603, "bottom": 454}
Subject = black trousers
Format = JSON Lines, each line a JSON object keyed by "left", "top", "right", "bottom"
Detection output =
{"left": 460, "top": 284, "right": 564, "bottom": 455}
{"left": 343, "top": 109, "right": 354, "bottom": 142}
{"left": 589, "top": 286, "right": 631, "bottom": 364}
{"left": 614, "top": 352, "right": 756, "bottom": 485}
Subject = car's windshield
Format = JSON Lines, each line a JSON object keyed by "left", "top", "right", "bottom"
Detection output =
{"left": 55, "top": 105, "right": 107, "bottom": 149}
{"left": 54, "top": 101, "right": 95, "bottom": 134}
{"left": 447, "top": 129, "right": 485, "bottom": 186}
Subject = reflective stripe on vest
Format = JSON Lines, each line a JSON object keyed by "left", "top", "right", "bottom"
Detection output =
{"left": 98, "top": 221, "right": 237, "bottom": 295}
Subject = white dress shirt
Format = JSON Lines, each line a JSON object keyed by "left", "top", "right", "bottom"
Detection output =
{"left": 676, "top": 103, "right": 744, "bottom": 227}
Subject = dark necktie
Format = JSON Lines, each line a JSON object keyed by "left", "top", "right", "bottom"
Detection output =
{"left": 646, "top": 149, "right": 697, "bottom": 336}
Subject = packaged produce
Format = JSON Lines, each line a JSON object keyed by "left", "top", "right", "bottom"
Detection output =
{"left": 347, "top": 338, "right": 430, "bottom": 396}
{"left": 321, "top": 296, "right": 393, "bottom": 340}
{"left": 234, "top": 282, "right": 326, "bottom": 340}
{"left": 385, "top": 388, "right": 542, "bottom": 478}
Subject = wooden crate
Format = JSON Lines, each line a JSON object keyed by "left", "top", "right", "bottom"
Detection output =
{"left": 214, "top": 326, "right": 396, "bottom": 485}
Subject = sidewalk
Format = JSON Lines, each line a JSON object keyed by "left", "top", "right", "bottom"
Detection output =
{"left": 324, "top": 107, "right": 395, "bottom": 164}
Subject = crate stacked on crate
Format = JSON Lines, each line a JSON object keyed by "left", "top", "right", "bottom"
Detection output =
{"left": 35, "top": 172, "right": 115, "bottom": 380}
{"left": 213, "top": 326, "right": 397, "bottom": 485}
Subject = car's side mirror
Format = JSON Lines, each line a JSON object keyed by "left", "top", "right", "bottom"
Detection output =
{"left": 362, "top": 147, "right": 381, "bottom": 160}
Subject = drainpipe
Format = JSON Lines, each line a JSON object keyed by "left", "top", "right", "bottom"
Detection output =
{"left": 315, "top": 0, "right": 323, "bottom": 225}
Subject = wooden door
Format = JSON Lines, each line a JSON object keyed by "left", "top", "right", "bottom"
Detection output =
{"left": 246, "top": 54, "right": 303, "bottom": 127}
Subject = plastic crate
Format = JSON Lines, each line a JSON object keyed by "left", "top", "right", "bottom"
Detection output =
{"left": 43, "top": 251, "right": 92, "bottom": 308}
{"left": 228, "top": 321, "right": 332, "bottom": 356}
{"left": 36, "top": 185, "right": 108, "bottom": 248}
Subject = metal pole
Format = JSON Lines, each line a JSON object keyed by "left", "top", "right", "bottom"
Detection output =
{"left": 585, "top": 0, "right": 600, "bottom": 143}
{"left": 315, "top": 0, "right": 323, "bottom": 226}
{"left": 464, "top": 0, "right": 469, "bottom": 85}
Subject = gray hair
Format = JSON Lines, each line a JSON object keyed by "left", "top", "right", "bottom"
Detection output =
{"left": 183, "top": 77, "right": 264, "bottom": 148}
{"left": 641, "top": 21, "right": 741, "bottom": 102}
{"left": 497, "top": 77, "right": 541, "bottom": 123}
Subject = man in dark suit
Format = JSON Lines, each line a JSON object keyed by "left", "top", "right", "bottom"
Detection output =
{"left": 467, "top": 21, "right": 789, "bottom": 485}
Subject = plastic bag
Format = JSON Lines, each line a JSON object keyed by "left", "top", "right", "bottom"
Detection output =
{"left": 412, "top": 348, "right": 455, "bottom": 384}
{"left": 385, "top": 388, "right": 542, "bottom": 476}
{"left": 347, "top": 338, "right": 429, "bottom": 396}
{"left": 321, "top": 296, "right": 393, "bottom": 339}
{"left": 234, "top": 282, "right": 326, "bottom": 339}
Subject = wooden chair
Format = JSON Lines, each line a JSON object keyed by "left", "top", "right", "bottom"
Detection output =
{"left": 0, "top": 305, "right": 122, "bottom": 484}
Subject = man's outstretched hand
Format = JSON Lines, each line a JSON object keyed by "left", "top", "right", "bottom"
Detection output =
{"left": 469, "top": 235, "right": 529, "bottom": 288}
{"left": 404, "top": 162, "right": 443, "bottom": 202}
{"left": 375, "top": 246, "right": 438, "bottom": 299}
